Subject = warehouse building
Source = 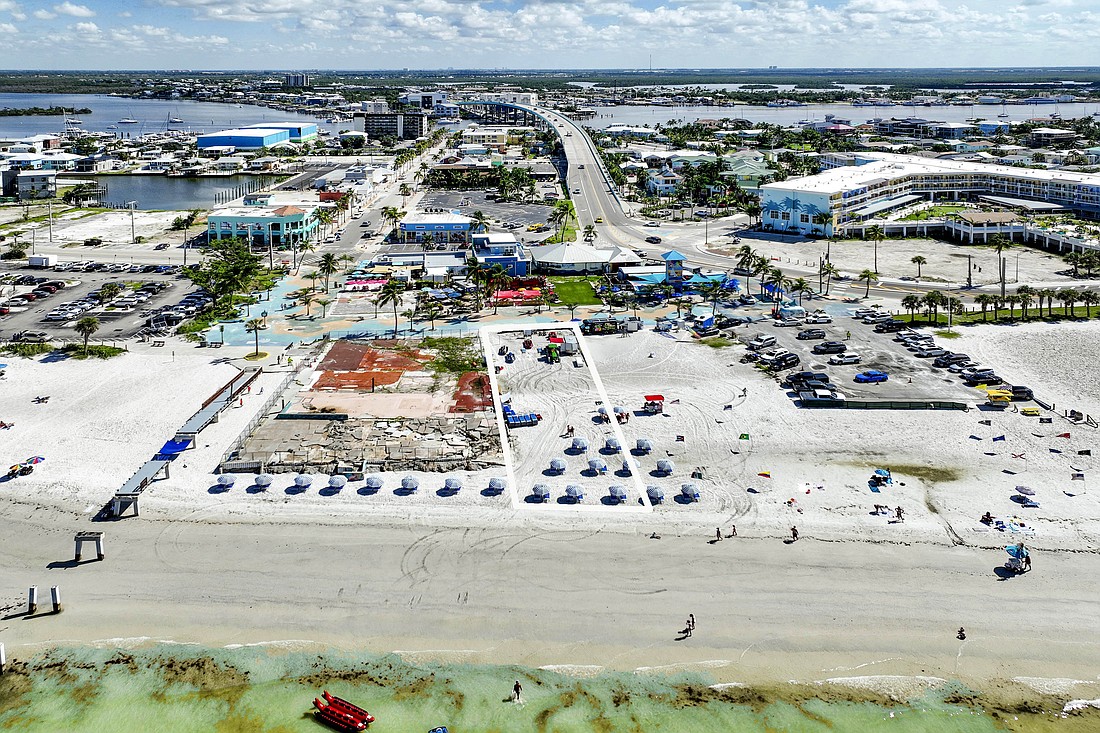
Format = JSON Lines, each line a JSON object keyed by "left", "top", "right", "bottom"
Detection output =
{"left": 242, "top": 122, "right": 318, "bottom": 143}
{"left": 197, "top": 128, "right": 291, "bottom": 151}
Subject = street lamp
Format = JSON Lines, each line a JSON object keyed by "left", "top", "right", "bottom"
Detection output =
{"left": 125, "top": 201, "right": 137, "bottom": 243}
{"left": 261, "top": 310, "right": 269, "bottom": 327}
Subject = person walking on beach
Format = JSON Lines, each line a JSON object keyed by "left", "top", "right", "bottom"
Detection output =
{"left": 729, "top": 524, "right": 737, "bottom": 538}
{"left": 716, "top": 527, "right": 723, "bottom": 542}
{"left": 790, "top": 526, "right": 799, "bottom": 542}
{"left": 896, "top": 506, "right": 905, "bottom": 522}
{"left": 512, "top": 680, "right": 522, "bottom": 703}
{"left": 689, "top": 614, "right": 695, "bottom": 632}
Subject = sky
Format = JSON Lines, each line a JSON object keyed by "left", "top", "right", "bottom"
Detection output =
{"left": 0, "top": 0, "right": 1098, "bottom": 71}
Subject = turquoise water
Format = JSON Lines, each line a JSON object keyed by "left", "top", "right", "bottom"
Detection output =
{"left": 1, "top": 644, "right": 1093, "bottom": 732}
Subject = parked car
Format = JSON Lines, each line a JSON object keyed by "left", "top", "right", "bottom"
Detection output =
{"left": 914, "top": 346, "right": 948, "bottom": 358}
{"left": 960, "top": 366, "right": 991, "bottom": 380}
{"left": 804, "top": 314, "right": 832, "bottom": 324}
{"left": 644, "top": 221, "right": 660, "bottom": 228}
{"left": 862, "top": 313, "right": 892, "bottom": 324}
{"left": 1009, "top": 385, "right": 1034, "bottom": 401}
{"left": 770, "top": 352, "right": 801, "bottom": 370}
{"left": 739, "top": 294, "right": 757, "bottom": 305}
{"left": 947, "top": 360, "right": 980, "bottom": 374}
{"left": 874, "top": 320, "right": 908, "bottom": 333}
{"left": 813, "top": 341, "right": 847, "bottom": 355}
{"left": 796, "top": 328, "right": 826, "bottom": 340}
{"left": 12, "top": 330, "right": 49, "bottom": 343}
{"left": 774, "top": 318, "right": 803, "bottom": 327}
{"left": 155, "top": 243, "right": 170, "bottom": 250}
{"left": 645, "top": 236, "right": 662, "bottom": 244}
{"left": 932, "top": 353, "right": 971, "bottom": 368}
{"left": 855, "top": 370, "right": 889, "bottom": 383}
{"left": 829, "top": 353, "right": 862, "bottom": 365}
{"left": 747, "top": 334, "right": 776, "bottom": 350}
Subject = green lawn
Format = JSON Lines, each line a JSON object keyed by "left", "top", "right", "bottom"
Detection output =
{"left": 897, "top": 304, "right": 1100, "bottom": 327}
{"left": 899, "top": 205, "right": 969, "bottom": 221}
{"left": 548, "top": 276, "right": 603, "bottom": 305}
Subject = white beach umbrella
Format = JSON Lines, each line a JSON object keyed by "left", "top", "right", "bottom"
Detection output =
{"left": 294, "top": 474, "right": 313, "bottom": 488}
{"left": 605, "top": 437, "right": 621, "bottom": 453}
{"left": 636, "top": 438, "right": 654, "bottom": 454}
{"left": 532, "top": 484, "right": 551, "bottom": 502}
{"left": 680, "top": 483, "right": 700, "bottom": 501}
{"left": 566, "top": 485, "right": 584, "bottom": 502}
{"left": 365, "top": 475, "right": 384, "bottom": 490}
{"left": 217, "top": 475, "right": 236, "bottom": 487}
{"left": 255, "top": 474, "right": 274, "bottom": 487}
{"left": 488, "top": 477, "right": 506, "bottom": 491}
{"left": 571, "top": 437, "right": 589, "bottom": 452}
{"left": 647, "top": 485, "right": 665, "bottom": 504}
{"left": 401, "top": 476, "right": 419, "bottom": 491}
{"left": 327, "top": 475, "right": 348, "bottom": 488}
{"left": 609, "top": 485, "right": 628, "bottom": 503}
{"left": 588, "top": 457, "right": 608, "bottom": 473}
{"left": 549, "top": 458, "right": 567, "bottom": 473}
{"left": 445, "top": 477, "right": 463, "bottom": 491}
{"left": 656, "top": 459, "right": 675, "bottom": 475}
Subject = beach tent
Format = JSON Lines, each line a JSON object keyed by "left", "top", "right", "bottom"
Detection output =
{"left": 656, "top": 459, "right": 675, "bottom": 476}
{"left": 532, "top": 484, "right": 551, "bottom": 502}
{"left": 255, "top": 474, "right": 274, "bottom": 487}
{"left": 566, "top": 485, "right": 584, "bottom": 502}
{"left": 294, "top": 474, "right": 313, "bottom": 488}
{"left": 488, "top": 477, "right": 506, "bottom": 491}
{"left": 365, "top": 475, "right": 384, "bottom": 490}
{"left": 608, "top": 485, "right": 628, "bottom": 504}
{"left": 571, "top": 437, "right": 589, "bottom": 452}
{"left": 647, "top": 485, "right": 665, "bottom": 504}
{"left": 327, "top": 475, "right": 348, "bottom": 489}
{"left": 217, "top": 475, "right": 236, "bottom": 487}
{"left": 400, "top": 476, "right": 419, "bottom": 491}
{"left": 445, "top": 477, "right": 463, "bottom": 491}
{"left": 549, "top": 458, "right": 567, "bottom": 474}
{"left": 588, "top": 458, "right": 608, "bottom": 474}
{"left": 605, "top": 437, "right": 622, "bottom": 453}
{"left": 636, "top": 438, "right": 654, "bottom": 454}
{"left": 681, "top": 483, "right": 700, "bottom": 502}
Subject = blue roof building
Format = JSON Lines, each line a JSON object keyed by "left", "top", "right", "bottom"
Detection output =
{"left": 243, "top": 122, "right": 318, "bottom": 142}
{"left": 661, "top": 250, "right": 686, "bottom": 290}
{"left": 197, "top": 128, "right": 291, "bottom": 150}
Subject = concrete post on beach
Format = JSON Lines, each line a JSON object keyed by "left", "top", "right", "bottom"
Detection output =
{"left": 28, "top": 585, "right": 37, "bottom": 615}
{"left": 75, "top": 531, "right": 105, "bottom": 561}
{"left": 51, "top": 586, "right": 62, "bottom": 614}
{"left": 0, "top": 642, "right": 5, "bottom": 674}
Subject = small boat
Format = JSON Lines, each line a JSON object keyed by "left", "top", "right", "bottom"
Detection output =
{"left": 107, "top": 124, "right": 118, "bottom": 129}
{"left": 169, "top": 117, "right": 183, "bottom": 124}
{"left": 119, "top": 117, "right": 139, "bottom": 124}
{"left": 313, "top": 692, "right": 374, "bottom": 731}
{"left": 65, "top": 118, "right": 83, "bottom": 125}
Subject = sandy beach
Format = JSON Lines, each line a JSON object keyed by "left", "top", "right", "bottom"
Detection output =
{"left": 2, "top": 322, "right": 1100, "bottom": 726}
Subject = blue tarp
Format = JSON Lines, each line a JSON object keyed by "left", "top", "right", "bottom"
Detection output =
{"left": 157, "top": 438, "right": 193, "bottom": 456}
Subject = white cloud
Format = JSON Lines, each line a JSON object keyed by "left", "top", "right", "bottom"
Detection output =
{"left": 0, "top": 0, "right": 26, "bottom": 20}
{"left": 55, "top": 1, "right": 95, "bottom": 17}
{"left": 33, "top": 9, "right": 56, "bottom": 19}
{"left": 0, "top": 21, "right": 17, "bottom": 33}
{"left": 72, "top": 20, "right": 98, "bottom": 32}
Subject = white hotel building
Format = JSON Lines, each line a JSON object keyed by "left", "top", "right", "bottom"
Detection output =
{"left": 759, "top": 152, "right": 1100, "bottom": 236}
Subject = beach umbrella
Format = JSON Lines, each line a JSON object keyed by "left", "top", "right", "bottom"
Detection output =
{"left": 566, "top": 485, "right": 584, "bottom": 502}
{"left": 681, "top": 483, "right": 700, "bottom": 501}
{"left": 622, "top": 458, "right": 636, "bottom": 475}
{"left": 445, "top": 477, "right": 463, "bottom": 491}
{"left": 612, "top": 406, "right": 627, "bottom": 415}
{"left": 255, "top": 473, "right": 274, "bottom": 487}
{"left": 647, "top": 485, "right": 665, "bottom": 504}
{"left": 365, "top": 475, "right": 384, "bottom": 490}
{"left": 293, "top": 474, "right": 313, "bottom": 488}
{"left": 23, "top": 456, "right": 45, "bottom": 465}
{"left": 597, "top": 406, "right": 609, "bottom": 415}
{"left": 605, "top": 438, "right": 621, "bottom": 453}
{"left": 571, "top": 437, "right": 589, "bottom": 452}
{"left": 656, "top": 459, "right": 675, "bottom": 475}
{"left": 588, "top": 458, "right": 608, "bottom": 473}
{"left": 327, "top": 475, "right": 348, "bottom": 488}
{"left": 0, "top": 363, "right": 8, "bottom": 369}
{"left": 216, "top": 475, "right": 236, "bottom": 487}
{"left": 1016, "top": 485, "right": 1036, "bottom": 496}
{"left": 549, "top": 458, "right": 567, "bottom": 474}
{"left": 609, "top": 485, "right": 627, "bottom": 503}
{"left": 401, "top": 476, "right": 419, "bottom": 491}
{"left": 636, "top": 438, "right": 654, "bottom": 454}
{"left": 874, "top": 468, "right": 891, "bottom": 477}
{"left": 532, "top": 484, "right": 551, "bottom": 502}
{"left": 488, "top": 477, "right": 506, "bottom": 491}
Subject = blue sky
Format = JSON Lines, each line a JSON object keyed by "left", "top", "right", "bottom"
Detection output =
{"left": 0, "top": 0, "right": 1098, "bottom": 70}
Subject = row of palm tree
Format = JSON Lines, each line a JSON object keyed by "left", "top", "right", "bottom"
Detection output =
{"left": 734, "top": 244, "right": 815, "bottom": 308}
{"left": 899, "top": 285, "right": 1100, "bottom": 323}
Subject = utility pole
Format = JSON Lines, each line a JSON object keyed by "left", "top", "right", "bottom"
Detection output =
{"left": 47, "top": 200, "right": 53, "bottom": 243}
{"left": 967, "top": 254, "right": 972, "bottom": 288}
{"left": 126, "top": 201, "right": 137, "bottom": 243}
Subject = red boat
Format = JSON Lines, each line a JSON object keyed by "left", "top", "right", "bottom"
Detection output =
{"left": 323, "top": 691, "right": 375, "bottom": 725}
{"left": 313, "top": 694, "right": 374, "bottom": 732}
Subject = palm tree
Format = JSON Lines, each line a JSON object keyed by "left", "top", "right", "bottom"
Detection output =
{"left": 922, "top": 291, "right": 945, "bottom": 323}
{"left": 990, "top": 234, "right": 1011, "bottom": 299}
{"left": 562, "top": 301, "right": 581, "bottom": 319}
{"left": 245, "top": 318, "right": 263, "bottom": 356}
{"left": 1018, "top": 291, "right": 1034, "bottom": 320}
{"left": 548, "top": 206, "right": 569, "bottom": 242}
{"left": 419, "top": 300, "right": 442, "bottom": 330}
{"left": 582, "top": 224, "right": 597, "bottom": 243}
{"left": 305, "top": 270, "right": 322, "bottom": 292}
{"left": 974, "top": 293, "right": 995, "bottom": 321}
{"left": 298, "top": 291, "right": 315, "bottom": 318}
{"left": 1064, "top": 251, "right": 1083, "bottom": 278}
{"left": 697, "top": 281, "right": 723, "bottom": 315}
{"left": 820, "top": 261, "right": 839, "bottom": 295}
{"left": 789, "top": 277, "right": 812, "bottom": 305}
{"left": 1057, "top": 288, "right": 1079, "bottom": 316}
{"left": 911, "top": 255, "right": 927, "bottom": 279}
{"left": 1004, "top": 294, "right": 1020, "bottom": 319}
{"left": 1082, "top": 290, "right": 1100, "bottom": 318}
{"left": 318, "top": 253, "right": 339, "bottom": 292}
{"left": 376, "top": 281, "right": 405, "bottom": 338}
{"left": 858, "top": 268, "right": 878, "bottom": 298}
{"left": 469, "top": 210, "right": 490, "bottom": 234}
{"left": 1039, "top": 288, "right": 1058, "bottom": 318}
{"left": 866, "top": 224, "right": 884, "bottom": 272}
{"left": 735, "top": 244, "right": 757, "bottom": 271}
{"left": 74, "top": 316, "right": 99, "bottom": 356}
{"left": 398, "top": 183, "right": 412, "bottom": 206}
{"left": 901, "top": 294, "right": 921, "bottom": 320}
{"left": 295, "top": 240, "right": 316, "bottom": 273}
{"left": 316, "top": 298, "right": 333, "bottom": 318}
{"left": 763, "top": 267, "right": 788, "bottom": 314}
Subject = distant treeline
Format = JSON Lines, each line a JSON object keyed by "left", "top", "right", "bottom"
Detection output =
{"left": 0, "top": 106, "right": 93, "bottom": 116}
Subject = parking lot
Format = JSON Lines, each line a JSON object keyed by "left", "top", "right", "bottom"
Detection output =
{"left": 418, "top": 189, "right": 558, "bottom": 239}
{"left": 1, "top": 262, "right": 202, "bottom": 342}
{"left": 740, "top": 307, "right": 994, "bottom": 402}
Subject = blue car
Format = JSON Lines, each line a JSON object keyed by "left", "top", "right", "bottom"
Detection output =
{"left": 855, "top": 370, "right": 889, "bottom": 383}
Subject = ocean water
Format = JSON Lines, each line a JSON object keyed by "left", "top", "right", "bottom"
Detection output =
{"left": 1, "top": 644, "right": 1094, "bottom": 732}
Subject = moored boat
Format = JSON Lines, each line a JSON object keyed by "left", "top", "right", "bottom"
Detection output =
{"left": 312, "top": 691, "right": 374, "bottom": 731}
{"left": 323, "top": 691, "right": 376, "bottom": 724}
